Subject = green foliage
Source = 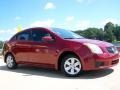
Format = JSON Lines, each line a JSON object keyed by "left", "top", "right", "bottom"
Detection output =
{"left": 84, "top": 28, "right": 104, "bottom": 40}
{"left": 0, "top": 41, "right": 3, "bottom": 49}
{"left": 104, "top": 22, "right": 116, "bottom": 42}
{"left": 75, "top": 22, "right": 120, "bottom": 42}
{"left": 113, "top": 25, "right": 120, "bottom": 41}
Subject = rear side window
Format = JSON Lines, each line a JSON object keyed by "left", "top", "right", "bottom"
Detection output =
{"left": 16, "top": 31, "right": 30, "bottom": 41}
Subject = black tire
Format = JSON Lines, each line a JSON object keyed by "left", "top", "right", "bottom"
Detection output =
{"left": 5, "top": 54, "right": 17, "bottom": 69}
{"left": 61, "top": 55, "right": 82, "bottom": 77}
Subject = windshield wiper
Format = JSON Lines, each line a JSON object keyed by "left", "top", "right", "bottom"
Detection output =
{"left": 64, "top": 38, "right": 74, "bottom": 39}
{"left": 76, "top": 38, "right": 84, "bottom": 39}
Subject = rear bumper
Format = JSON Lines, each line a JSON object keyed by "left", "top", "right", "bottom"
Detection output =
{"left": 82, "top": 53, "right": 119, "bottom": 70}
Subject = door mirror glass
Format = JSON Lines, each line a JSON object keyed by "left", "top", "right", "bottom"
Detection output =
{"left": 42, "top": 36, "right": 54, "bottom": 42}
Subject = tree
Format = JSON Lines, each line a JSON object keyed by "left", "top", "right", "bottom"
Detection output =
{"left": 114, "top": 25, "right": 120, "bottom": 41}
{"left": 75, "top": 28, "right": 104, "bottom": 40}
{"left": 0, "top": 41, "right": 3, "bottom": 49}
{"left": 104, "top": 22, "right": 116, "bottom": 42}
{"left": 83, "top": 28, "right": 98, "bottom": 39}
{"left": 74, "top": 22, "right": 120, "bottom": 42}
{"left": 96, "top": 28, "right": 104, "bottom": 40}
{"left": 74, "top": 30, "right": 84, "bottom": 36}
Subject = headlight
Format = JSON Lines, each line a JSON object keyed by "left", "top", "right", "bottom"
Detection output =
{"left": 84, "top": 43, "right": 103, "bottom": 54}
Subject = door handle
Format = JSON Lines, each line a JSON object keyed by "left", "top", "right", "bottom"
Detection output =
{"left": 35, "top": 49, "right": 40, "bottom": 52}
{"left": 33, "top": 45, "right": 48, "bottom": 48}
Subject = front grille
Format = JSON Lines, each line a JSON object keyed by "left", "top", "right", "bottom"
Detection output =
{"left": 111, "top": 59, "right": 119, "bottom": 65}
{"left": 107, "top": 46, "right": 118, "bottom": 54}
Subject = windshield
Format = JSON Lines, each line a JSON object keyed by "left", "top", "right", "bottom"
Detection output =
{"left": 52, "top": 28, "right": 84, "bottom": 39}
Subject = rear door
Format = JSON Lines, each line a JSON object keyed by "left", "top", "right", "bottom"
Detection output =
{"left": 12, "top": 30, "right": 32, "bottom": 63}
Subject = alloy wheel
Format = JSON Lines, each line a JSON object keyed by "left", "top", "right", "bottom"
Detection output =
{"left": 64, "top": 57, "right": 81, "bottom": 76}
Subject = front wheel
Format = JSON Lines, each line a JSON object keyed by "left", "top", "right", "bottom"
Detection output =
{"left": 61, "top": 55, "right": 82, "bottom": 77}
{"left": 5, "top": 54, "right": 17, "bottom": 69}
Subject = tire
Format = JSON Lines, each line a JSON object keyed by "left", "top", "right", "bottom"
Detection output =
{"left": 61, "top": 55, "right": 82, "bottom": 77}
{"left": 5, "top": 54, "right": 17, "bottom": 69}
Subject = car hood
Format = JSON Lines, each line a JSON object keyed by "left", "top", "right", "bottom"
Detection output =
{"left": 67, "top": 39, "right": 113, "bottom": 47}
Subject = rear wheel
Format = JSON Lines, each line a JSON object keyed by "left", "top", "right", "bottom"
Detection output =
{"left": 61, "top": 55, "right": 82, "bottom": 77}
{"left": 6, "top": 54, "right": 17, "bottom": 69}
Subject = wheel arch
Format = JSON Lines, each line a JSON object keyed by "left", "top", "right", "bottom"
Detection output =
{"left": 57, "top": 51, "right": 82, "bottom": 71}
{"left": 4, "top": 52, "right": 14, "bottom": 63}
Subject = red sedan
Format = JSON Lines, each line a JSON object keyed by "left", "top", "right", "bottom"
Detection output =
{"left": 2, "top": 27, "right": 119, "bottom": 77}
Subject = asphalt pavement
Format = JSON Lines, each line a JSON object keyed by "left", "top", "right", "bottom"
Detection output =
{"left": 0, "top": 57, "right": 120, "bottom": 90}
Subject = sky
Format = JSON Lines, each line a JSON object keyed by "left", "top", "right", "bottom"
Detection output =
{"left": 0, "top": 0, "right": 120, "bottom": 40}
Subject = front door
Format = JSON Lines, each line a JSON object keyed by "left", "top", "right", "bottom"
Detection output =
{"left": 29, "top": 29, "right": 57, "bottom": 65}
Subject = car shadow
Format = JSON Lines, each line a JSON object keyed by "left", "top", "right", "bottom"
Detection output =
{"left": 0, "top": 65, "right": 114, "bottom": 79}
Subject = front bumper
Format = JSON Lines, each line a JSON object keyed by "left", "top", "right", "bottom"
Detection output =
{"left": 82, "top": 53, "right": 119, "bottom": 70}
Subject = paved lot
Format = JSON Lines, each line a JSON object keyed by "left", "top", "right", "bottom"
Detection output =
{"left": 0, "top": 57, "right": 120, "bottom": 90}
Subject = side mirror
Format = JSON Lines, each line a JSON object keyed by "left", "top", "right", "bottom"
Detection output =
{"left": 42, "top": 36, "right": 54, "bottom": 42}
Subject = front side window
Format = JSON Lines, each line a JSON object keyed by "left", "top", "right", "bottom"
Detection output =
{"left": 32, "top": 29, "right": 52, "bottom": 42}
{"left": 17, "top": 31, "right": 30, "bottom": 41}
